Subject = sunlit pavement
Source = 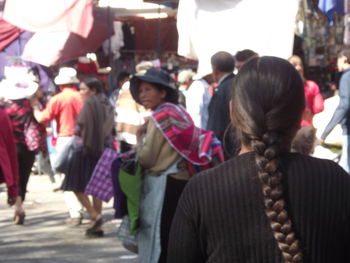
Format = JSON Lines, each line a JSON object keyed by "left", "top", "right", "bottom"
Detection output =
{"left": 0, "top": 175, "right": 138, "bottom": 263}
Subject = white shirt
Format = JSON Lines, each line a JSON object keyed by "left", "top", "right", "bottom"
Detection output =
{"left": 185, "top": 79, "right": 211, "bottom": 129}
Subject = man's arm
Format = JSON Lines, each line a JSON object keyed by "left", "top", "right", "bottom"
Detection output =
{"left": 32, "top": 97, "right": 56, "bottom": 123}
{"left": 321, "top": 73, "right": 350, "bottom": 139}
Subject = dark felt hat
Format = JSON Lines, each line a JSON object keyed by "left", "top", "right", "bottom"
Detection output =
{"left": 130, "top": 68, "right": 179, "bottom": 104}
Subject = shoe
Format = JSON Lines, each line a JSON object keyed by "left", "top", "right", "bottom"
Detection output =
{"left": 85, "top": 229, "right": 104, "bottom": 238}
{"left": 87, "top": 215, "right": 103, "bottom": 231}
{"left": 65, "top": 216, "right": 83, "bottom": 226}
{"left": 14, "top": 211, "right": 25, "bottom": 225}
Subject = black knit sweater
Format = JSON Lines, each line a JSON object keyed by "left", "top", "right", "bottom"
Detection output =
{"left": 167, "top": 152, "right": 350, "bottom": 263}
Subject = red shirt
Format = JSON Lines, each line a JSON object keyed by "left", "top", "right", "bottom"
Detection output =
{"left": 41, "top": 86, "right": 83, "bottom": 137}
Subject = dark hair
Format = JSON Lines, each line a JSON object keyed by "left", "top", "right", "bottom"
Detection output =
{"left": 291, "top": 126, "right": 316, "bottom": 155}
{"left": 235, "top": 49, "right": 258, "bottom": 63}
{"left": 117, "top": 71, "right": 130, "bottom": 86}
{"left": 81, "top": 76, "right": 103, "bottom": 94}
{"left": 231, "top": 56, "right": 305, "bottom": 263}
{"left": 211, "top": 51, "right": 235, "bottom": 72}
{"left": 338, "top": 46, "right": 350, "bottom": 61}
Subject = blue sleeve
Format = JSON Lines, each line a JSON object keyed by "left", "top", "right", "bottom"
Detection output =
{"left": 321, "top": 72, "right": 350, "bottom": 139}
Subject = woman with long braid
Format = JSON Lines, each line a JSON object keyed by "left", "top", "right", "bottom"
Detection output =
{"left": 167, "top": 56, "right": 350, "bottom": 262}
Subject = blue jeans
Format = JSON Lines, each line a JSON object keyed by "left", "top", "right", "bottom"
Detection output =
{"left": 339, "top": 135, "right": 350, "bottom": 174}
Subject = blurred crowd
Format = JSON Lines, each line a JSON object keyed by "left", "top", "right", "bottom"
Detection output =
{"left": 1, "top": 47, "right": 350, "bottom": 262}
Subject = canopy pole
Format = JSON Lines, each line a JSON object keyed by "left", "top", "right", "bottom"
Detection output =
{"left": 156, "top": 4, "right": 161, "bottom": 59}
{"left": 107, "top": 5, "right": 112, "bottom": 66}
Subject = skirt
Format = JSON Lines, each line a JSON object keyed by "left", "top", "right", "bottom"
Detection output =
{"left": 60, "top": 148, "right": 99, "bottom": 193}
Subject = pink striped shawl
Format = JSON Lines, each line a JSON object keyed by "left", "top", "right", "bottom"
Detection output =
{"left": 151, "top": 103, "right": 224, "bottom": 165}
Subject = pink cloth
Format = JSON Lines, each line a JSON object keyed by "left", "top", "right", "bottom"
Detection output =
{"left": 0, "top": 18, "right": 23, "bottom": 51}
{"left": 3, "top": 0, "right": 93, "bottom": 38}
{"left": 0, "top": 109, "right": 18, "bottom": 199}
{"left": 151, "top": 103, "right": 224, "bottom": 166}
{"left": 301, "top": 80, "right": 324, "bottom": 127}
{"left": 22, "top": 7, "right": 111, "bottom": 66}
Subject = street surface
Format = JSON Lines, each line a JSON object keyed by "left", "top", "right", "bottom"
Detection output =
{"left": 0, "top": 175, "right": 138, "bottom": 263}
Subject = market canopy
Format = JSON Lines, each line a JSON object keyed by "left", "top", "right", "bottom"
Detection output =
{"left": 177, "top": 0, "right": 300, "bottom": 75}
{"left": 98, "top": 0, "right": 176, "bottom": 19}
{"left": 2, "top": 0, "right": 93, "bottom": 37}
{"left": 22, "top": 7, "right": 112, "bottom": 67}
{"left": 1, "top": 0, "right": 112, "bottom": 66}
{"left": 0, "top": 18, "right": 22, "bottom": 51}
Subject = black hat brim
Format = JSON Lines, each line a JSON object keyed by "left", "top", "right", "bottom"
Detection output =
{"left": 130, "top": 74, "right": 179, "bottom": 105}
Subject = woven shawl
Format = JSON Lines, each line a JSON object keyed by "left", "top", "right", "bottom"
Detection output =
{"left": 151, "top": 103, "right": 224, "bottom": 165}
{"left": 77, "top": 93, "right": 114, "bottom": 157}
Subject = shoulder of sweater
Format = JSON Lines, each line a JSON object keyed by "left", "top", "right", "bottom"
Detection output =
{"left": 283, "top": 152, "right": 340, "bottom": 168}
{"left": 189, "top": 153, "right": 254, "bottom": 185}
{"left": 190, "top": 152, "right": 349, "bottom": 186}
{"left": 282, "top": 152, "right": 350, "bottom": 185}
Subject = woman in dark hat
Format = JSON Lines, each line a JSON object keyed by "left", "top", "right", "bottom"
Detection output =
{"left": 129, "top": 68, "right": 224, "bottom": 263}
{"left": 167, "top": 56, "right": 350, "bottom": 263}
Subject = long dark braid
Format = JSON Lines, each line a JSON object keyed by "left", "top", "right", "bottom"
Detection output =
{"left": 232, "top": 57, "right": 306, "bottom": 262}
{"left": 252, "top": 134, "right": 303, "bottom": 262}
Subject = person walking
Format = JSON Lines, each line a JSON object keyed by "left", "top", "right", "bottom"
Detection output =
{"left": 288, "top": 55, "right": 324, "bottom": 155}
{"left": 60, "top": 76, "right": 115, "bottom": 237}
{"left": 0, "top": 75, "right": 41, "bottom": 224}
{"left": 33, "top": 67, "right": 84, "bottom": 225}
{"left": 168, "top": 56, "right": 350, "bottom": 263}
{"left": 30, "top": 85, "right": 57, "bottom": 186}
{"left": 320, "top": 47, "right": 350, "bottom": 173}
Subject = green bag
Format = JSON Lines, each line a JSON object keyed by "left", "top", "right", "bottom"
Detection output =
{"left": 119, "top": 162, "right": 142, "bottom": 234}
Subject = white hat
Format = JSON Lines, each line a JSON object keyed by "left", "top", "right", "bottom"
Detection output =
{"left": 178, "top": 70, "right": 195, "bottom": 84}
{"left": 135, "top": 61, "right": 153, "bottom": 75}
{"left": 0, "top": 79, "right": 39, "bottom": 100}
{"left": 54, "top": 67, "right": 79, "bottom": 85}
{"left": 78, "top": 56, "right": 91, "bottom": 64}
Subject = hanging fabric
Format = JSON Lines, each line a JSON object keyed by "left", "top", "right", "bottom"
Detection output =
{"left": 318, "top": 0, "right": 345, "bottom": 25}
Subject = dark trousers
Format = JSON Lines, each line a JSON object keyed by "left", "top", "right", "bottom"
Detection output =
{"left": 158, "top": 176, "right": 188, "bottom": 263}
{"left": 16, "top": 144, "right": 36, "bottom": 201}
